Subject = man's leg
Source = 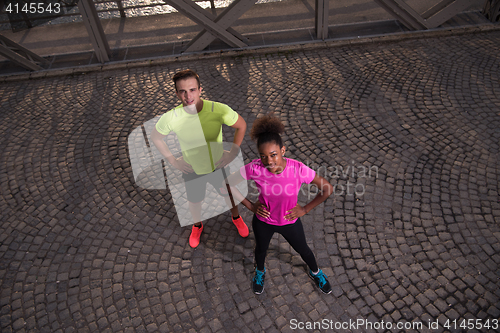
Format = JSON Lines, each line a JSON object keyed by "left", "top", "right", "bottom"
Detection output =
{"left": 217, "top": 168, "right": 248, "bottom": 237}
{"left": 188, "top": 200, "right": 203, "bottom": 248}
{"left": 183, "top": 172, "right": 206, "bottom": 248}
{"left": 224, "top": 183, "right": 249, "bottom": 237}
{"left": 188, "top": 200, "right": 202, "bottom": 225}
{"left": 224, "top": 184, "right": 239, "bottom": 218}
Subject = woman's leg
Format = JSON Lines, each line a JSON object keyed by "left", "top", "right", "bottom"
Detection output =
{"left": 252, "top": 215, "right": 275, "bottom": 271}
{"left": 278, "top": 218, "right": 319, "bottom": 272}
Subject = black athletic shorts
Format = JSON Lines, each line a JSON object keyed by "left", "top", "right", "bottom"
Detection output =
{"left": 181, "top": 166, "right": 231, "bottom": 203}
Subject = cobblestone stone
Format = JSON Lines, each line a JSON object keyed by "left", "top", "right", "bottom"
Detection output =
{"left": 0, "top": 30, "right": 500, "bottom": 332}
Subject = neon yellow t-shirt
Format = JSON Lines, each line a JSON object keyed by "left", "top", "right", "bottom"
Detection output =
{"left": 155, "top": 100, "right": 239, "bottom": 175}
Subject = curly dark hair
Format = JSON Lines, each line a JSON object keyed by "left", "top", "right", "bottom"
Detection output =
{"left": 250, "top": 115, "right": 285, "bottom": 148}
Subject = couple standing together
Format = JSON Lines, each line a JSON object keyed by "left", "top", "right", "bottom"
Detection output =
{"left": 151, "top": 69, "right": 334, "bottom": 295}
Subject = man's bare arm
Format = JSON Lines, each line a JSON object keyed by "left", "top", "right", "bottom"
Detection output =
{"left": 230, "top": 114, "right": 247, "bottom": 149}
{"left": 216, "top": 115, "right": 247, "bottom": 168}
{"left": 150, "top": 127, "right": 193, "bottom": 173}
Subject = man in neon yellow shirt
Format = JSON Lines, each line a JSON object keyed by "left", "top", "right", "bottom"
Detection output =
{"left": 151, "top": 69, "right": 249, "bottom": 248}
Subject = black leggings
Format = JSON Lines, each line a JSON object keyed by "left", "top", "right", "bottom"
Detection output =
{"left": 252, "top": 215, "right": 318, "bottom": 272}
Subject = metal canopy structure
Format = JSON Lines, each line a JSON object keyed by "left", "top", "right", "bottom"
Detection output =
{"left": 0, "top": 35, "right": 49, "bottom": 71}
{"left": 315, "top": 0, "right": 329, "bottom": 39}
{"left": 0, "top": 0, "right": 495, "bottom": 70}
{"left": 164, "top": 0, "right": 256, "bottom": 52}
{"left": 483, "top": 0, "right": 500, "bottom": 21}
{"left": 78, "top": 0, "right": 111, "bottom": 63}
{"left": 372, "top": 0, "right": 479, "bottom": 30}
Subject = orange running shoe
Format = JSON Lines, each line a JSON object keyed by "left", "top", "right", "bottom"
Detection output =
{"left": 189, "top": 224, "right": 203, "bottom": 248}
{"left": 232, "top": 216, "right": 249, "bottom": 237}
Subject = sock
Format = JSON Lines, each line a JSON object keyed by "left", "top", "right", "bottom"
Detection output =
{"left": 232, "top": 215, "right": 240, "bottom": 220}
{"left": 194, "top": 223, "right": 202, "bottom": 228}
{"left": 312, "top": 269, "right": 320, "bottom": 275}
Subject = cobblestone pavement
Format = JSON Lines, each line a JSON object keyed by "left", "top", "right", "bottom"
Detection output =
{"left": 1, "top": 31, "right": 500, "bottom": 333}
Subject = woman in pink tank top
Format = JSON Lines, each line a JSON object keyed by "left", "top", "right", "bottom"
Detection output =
{"left": 226, "top": 115, "right": 334, "bottom": 295}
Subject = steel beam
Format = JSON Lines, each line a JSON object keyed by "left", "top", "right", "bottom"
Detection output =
{"left": 165, "top": 0, "right": 249, "bottom": 50}
{"left": 116, "top": 0, "right": 126, "bottom": 18}
{"left": 315, "top": 0, "right": 329, "bottom": 39}
{"left": 78, "top": 0, "right": 111, "bottom": 63}
{"left": 184, "top": 0, "right": 255, "bottom": 52}
{"left": 374, "top": 0, "right": 481, "bottom": 30}
{"left": 483, "top": 0, "right": 500, "bottom": 22}
{"left": 372, "top": 0, "right": 427, "bottom": 30}
{"left": 177, "top": 0, "right": 247, "bottom": 47}
{"left": 423, "top": 0, "right": 478, "bottom": 28}
{"left": 209, "top": 0, "right": 217, "bottom": 16}
{"left": 0, "top": 35, "right": 48, "bottom": 71}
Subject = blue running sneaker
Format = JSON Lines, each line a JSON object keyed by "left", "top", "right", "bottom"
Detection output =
{"left": 309, "top": 269, "right": 332, "bottom": 294}
{"left": 252, "top": 268, "right": 266, "bottom": 294}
